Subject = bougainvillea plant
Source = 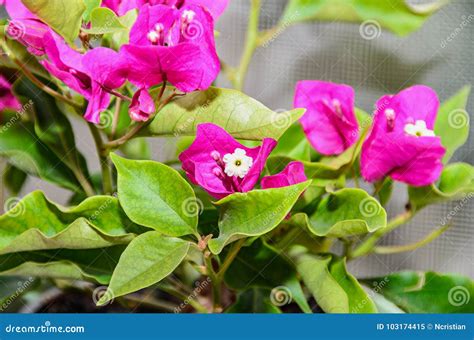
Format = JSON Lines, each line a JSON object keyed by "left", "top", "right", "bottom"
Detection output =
{"left": 0, "top": 0, "right": 473, "bottom": 313}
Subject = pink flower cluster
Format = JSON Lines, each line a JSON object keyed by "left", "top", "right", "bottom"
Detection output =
{"left": 294, "top": 81, "right": 446, "bottom": 187}
{"left": 179, "top": 124, "right": 308, "bottom": 199}
{"left": 2, "top": 0, "right": 226, "bottom": 123}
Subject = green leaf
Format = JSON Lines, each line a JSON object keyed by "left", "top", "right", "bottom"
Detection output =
{"left": 21, "top": 0, "right": 86, "bottom": 43}
{"left": 224, "top": 240, "right": 311, "bottom": 313}
{"left": 409, "top": 162, "right": 474, "bottom": 211}
{"left": 0, "top": 246, "right": 126, "bottom": 284}
{"left": 111, "top": 154, "right": 199, "bottom": 237}
{"left": 434, "top": 86, "right": 471, "bottom": 164}
{"left": 3, "top": 164, "right": 28, "bottom": 195}
{"left": 119, "top": 138, "right": 151, "bottom": 160}
{"left": 271, "top": 123, "right": 311, "bottom": 161}
{"left": 296, "top": 254, "right": 376, "bottom": 313}
{"left": 361, "top": 271, "right": 474, "bottom": 313}
{"left": 266, "top": 140, "right": 361, "bottom": 180}
{"left": 13, "top": 77, "right": 91, "bottom": 181}
{"left": 362, "top": 286, "right": 405, "bottom": 313}
{"left": 226, "top": 288, "right": 282, "bottom": 313}
{"left": 0, "top": 191, "right": 140, "bottom": 254}
{"left": 83, "top": 7, "right": 128, "bottom": 35}
{"left": 98, "top": 232, "right": 190, "bottom": 305}
{"left": 0, "top": 276, "right": 39, "bottom": 312}
{"left": 0, "top": 123, "right": 81, "bottom": 192}
{"left": 208, "top": 181, "right": 312, "bottom": 254}
{"left": 141, "top": 87, "right": 304, "bottom": 141}
{"left": 280, "top": 0, "right": 448, "bottom": 37}
{"left": 290, "top": 188, "right": 386, "bottom": 237}
{"left": 83, "top": 0, "right": 102, "bottom": 22}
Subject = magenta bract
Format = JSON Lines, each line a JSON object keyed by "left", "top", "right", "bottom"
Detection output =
{"left": 294, "top": 80, "right": 359, "bottom": 156}
{"left": 0, "top": 75, "right": 21, "bottom": 112}
{"left": 360, "top": 85, "right": 446, "bottom": 186}
{"left": 261, "top": 161, "right": 307, "bottom": 189}
{"left": 121, "top": 4, "right": 220, "bottom": 93}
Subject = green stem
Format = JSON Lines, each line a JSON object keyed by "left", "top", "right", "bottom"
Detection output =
{"left": 88, "top": 124, "right": 113, "bottom": 194}
{"left": 352, "top": 210, "right": 413, "bottom": 258}
{"left": 204, "top": 255, "right": 221, "bottom": 312}
{"left": 159, "top": 284, "right": 209, "bottom": 313}
{"left": 233, "top": 0, "right": 261, "bottom": 91}
{"left": 0, "top": 41, "right": 82, "bottom": 109}
{"left": 216, "top": 238, "right": 246, "bottom": 280}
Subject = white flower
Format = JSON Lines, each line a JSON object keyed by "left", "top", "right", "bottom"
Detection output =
{"left": 404, "top": 120, "right": 435, "bottom": 137}
{"left": 223, "top": 148, "right": 253, "bottom": 178}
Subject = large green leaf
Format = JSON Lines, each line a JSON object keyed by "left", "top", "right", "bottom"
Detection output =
{"left": 226, "top": 288, "right": 282, "bottom": 313}
{"left": 224, "top": 240, "right": 311, "bottom": 313}
{"left": 0, "top": 123, "right": 81, "bottom": 192}
{"left": 97, "top": 232, "right": 190, "bottom": 305}
{"left": 111, "top": 154, "right": 199, "bottom": 238}
{"left": 296, "top": 254, "right": 376, "bottom": 313}
{"left": 289, "top": 188, "right": 386, "bottom": 237}
{"left": 21, "top": 0, "right": 86, "bottom": 43}
{"left": 409, "top": 162, "right": 474, "bottom": 211}
{"left": 0, "top": 191, "right": 140, "bottom": 254}
{"left": 271, "top": 123, "right": 311, "bottom": 161}
{"left": 361, "top": 271, "right": 474, "bottom": 313}
{"left": 208, "top": 181, "right": 312, "bottom": 254}
{"left": 141, "top": 87, "right": 304, "bottom": 141}
{"left": 280, "top": 0, "right": 448, "bottom": 37}
{"left": 434, "top": 86, "right": 471, "bottom": 164}
{"left": 14, "top": 77, "right": 90, "bottom": 181}
{"left": 0, "top": 246, "right": 126, "bottom": 284}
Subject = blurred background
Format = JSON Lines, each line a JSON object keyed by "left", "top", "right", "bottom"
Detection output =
{"left": 2, "top": 0, "right": 473, "bottom": 278}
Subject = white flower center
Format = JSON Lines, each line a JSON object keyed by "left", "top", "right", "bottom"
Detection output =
{"left": 404, "top": 120, "right": 435, "bottom": 137}
{"left": 147, "top": 23, "right": 164, "bottom": 44}
{"left": 182, "top": 10, "right": 196, "bottom": 24}
{"left": 222, "top": 148, "right": 253, "bottom": 178}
